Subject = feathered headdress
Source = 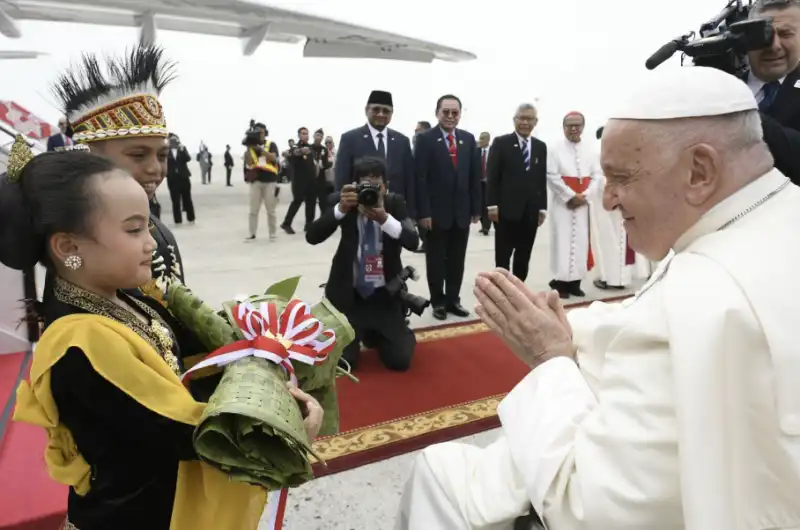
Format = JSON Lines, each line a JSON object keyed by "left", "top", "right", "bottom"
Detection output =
{"left": 52, "top": 45, "right": 176, "bottom": 144}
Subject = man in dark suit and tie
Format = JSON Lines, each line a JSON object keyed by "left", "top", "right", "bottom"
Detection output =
{"left": 307, "top": 156, "right": 419, "bottom": 371}
{"left": 167, "top": 133, "right": 195, "bottom": 225}
{"left": 334, "top": 90, "right": 416, "bottom": 217}
{"left": 46, "top": 116, "right": 72, "bottom": 151}
{"left": 744, "top": 0, "right": 800, "bottom": 185}
{"left": 477, "top": 131, "right": 493, "bottom": 235}
{"left": 486, "top": 103, "right": 548, "bottom": 282}
{"left": 415, "top": 94, "right": 481, "bottom": 321}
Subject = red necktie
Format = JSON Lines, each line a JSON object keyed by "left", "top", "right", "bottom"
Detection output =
{"left": 448, "top": 134, "right": 458, "bottom": 167}
{"left": 481, "top": 149, "right": 487, "bottom": 179}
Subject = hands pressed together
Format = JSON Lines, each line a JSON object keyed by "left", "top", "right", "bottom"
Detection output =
{"left": 473, "top": 269, "right": 575, "bottom": 369}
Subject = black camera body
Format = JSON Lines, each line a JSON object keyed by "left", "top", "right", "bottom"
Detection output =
{"left": 645, "top": 0, "right": 774, "bottom": 77}
{"left": 357, "top": 182, "right": 381, "bottom": 207}
{"left": 242, "top": 119, "right": 265, "bottom": 147}
{"left": 384, "top": 266, "right": 431, "bottom": 317}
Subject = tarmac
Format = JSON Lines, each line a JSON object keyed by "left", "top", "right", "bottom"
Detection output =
{"left": 156, "top": 165, "right": 642, "bottom": 529}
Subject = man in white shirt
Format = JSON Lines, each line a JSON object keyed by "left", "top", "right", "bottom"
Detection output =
{"left": 397, "top": 66, "right": 800, "bottom": 530}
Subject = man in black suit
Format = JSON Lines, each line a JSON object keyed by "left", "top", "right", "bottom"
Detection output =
{"left": 745, "top": 0, "right": 800, "bottom": 185}
{"left": 335, "top": 90, "right": 416, "bottom": 217}
{"left": 477, "top": 131, "right": 494, "bottom": 235}
{"left": 167, "top": 133, "right": 195, "bottom": 225}
{"left": 311, "top": 128, "right": 333, "bottom": 214}
{"left": 307, "top": 156, "right": 419, "bottom": 371}
{"left": 486, "top": 103, "right": 548, "bottom": 282}
{"left": 224, "top": 144, "right": 234, "bottom": 187}
{"left": 46, "top": 116, "right": 72, "bottom": 151}
{"left": 281, "top": 127, "right": 317, "bottom": 234}
{"left": 415, "top": 94, "right": 481, "bottom": 321}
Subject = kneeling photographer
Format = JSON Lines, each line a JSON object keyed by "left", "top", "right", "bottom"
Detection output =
{"left": 306, "top": 156, "right": 422, "bottom": 372}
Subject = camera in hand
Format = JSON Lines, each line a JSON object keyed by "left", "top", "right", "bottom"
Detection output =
{"left": 357, "top": 182, "right": 381, "bottom": 207}
{"left": 645, "top": 0, "right": 774, "bottom": 76}
{"left": 384, "top": 266, "right": 431, "bottom": 317}
{"left": 242, "top": 119, "right": 265, "bottom": 147}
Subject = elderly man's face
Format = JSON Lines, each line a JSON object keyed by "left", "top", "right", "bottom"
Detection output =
{"left": 748, "top": 6, "right": 800, "bottom": 82}
{"left": 58, "top": 118, "right": 67, "bottom": 133}
{"left": 600, "top": 121, "right": 698, "bottom": 260}
{"left": 563, "top": 114, "right": 584, "bottom": 142}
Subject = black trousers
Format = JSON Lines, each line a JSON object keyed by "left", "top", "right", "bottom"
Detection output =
{"left": 225, "top": 167, "right": 232, "bottom": 186}
{"left": 283, "top": 178, "right": 316, "bottom": 227}
{"left": 425, "top": 224, "right": 469, "bottom": 307}
{"left": 480, "top": 181, "right": 496, "bottom": 232}
{"left": 495, "top": 209, "right": 540, "bottom": 282}
{"left": 342, "top": 289, "right": 416, "bottom": 371}
{"left": 316, "top": 179, "right": 334, "bottom": 214}
{"left": 168, "top": 183, "right": 195, "bottom": 224}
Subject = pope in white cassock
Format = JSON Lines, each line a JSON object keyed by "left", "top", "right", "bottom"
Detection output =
{"left": 396, "top": 66, "right": 800, "bottom": 530}
{"left": 546, "top": 112, "right": 603, "bottom": 300}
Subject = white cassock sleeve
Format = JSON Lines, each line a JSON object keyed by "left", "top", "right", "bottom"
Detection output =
{"left": 498, "top": 302, "right": 682, "bottom": 528}
{"left": 545, "top": 147, "right": 576, "bottom": 203}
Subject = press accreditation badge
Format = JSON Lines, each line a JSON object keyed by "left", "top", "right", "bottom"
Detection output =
{"left": 364, "top": 255, "right": 384, "bottom": 283}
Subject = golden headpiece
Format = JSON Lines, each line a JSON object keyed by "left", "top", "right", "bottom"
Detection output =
{"left": 52, "top": 45, "right": 176, "bottom": 144}
{"left": 7, "top": 135, "right": 35, "bottom": 182}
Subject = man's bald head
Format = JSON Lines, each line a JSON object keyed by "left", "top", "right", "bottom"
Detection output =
{"left": 600, "top": 110, "right": 773, "bottom": 260}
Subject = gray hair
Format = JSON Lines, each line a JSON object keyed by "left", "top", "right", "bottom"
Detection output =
{"left": 514, "top": 103, "right": 537, "bottom": 116}
{"left": 750, "top": 0, "right": 800, "bottom": 17}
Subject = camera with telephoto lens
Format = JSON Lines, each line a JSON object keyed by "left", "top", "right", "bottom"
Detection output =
{"left": 242, "top": 119, "right": 265, "bottom": 147}
{"left": 645, "top": 0, "right": 774, "bottom": 77}
{"left": 384, "top": 266, "right": 431, "bottom": 317}
{"left": 357, "top": 182, "right": 381, "bottom": 207}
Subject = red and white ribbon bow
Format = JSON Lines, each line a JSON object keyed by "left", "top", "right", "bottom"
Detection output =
{"left": 182, "top": 299, "right": 336, "bottom": 385}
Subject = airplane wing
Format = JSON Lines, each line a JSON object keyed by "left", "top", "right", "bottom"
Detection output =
{"left": 0, "top": 50, "right": 43, "bottom": 59}
{"left": 0, "top": 0, "right": 476, "bottom": 62}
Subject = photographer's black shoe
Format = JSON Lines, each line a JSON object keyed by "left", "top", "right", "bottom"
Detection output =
{"left": 447, "top": 303, "right": 470, "bottom": 318}
{"left": 432, "top": 306, "right": 447, "bottom": 320}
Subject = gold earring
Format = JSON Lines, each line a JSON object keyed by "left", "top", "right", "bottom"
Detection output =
{"left": 64, "top": 255, "right": 83, "bottom": 271}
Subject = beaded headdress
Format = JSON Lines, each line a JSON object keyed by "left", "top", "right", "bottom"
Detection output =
{"left": 6, "top": 135, "right": 90, "bottom": 182}
{"left": 52, "top": 45, "right": 176, "bottom": 144}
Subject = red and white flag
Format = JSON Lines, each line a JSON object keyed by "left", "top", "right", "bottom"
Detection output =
{"left": 0, "top": 100, "right": 54, "bottom": 140}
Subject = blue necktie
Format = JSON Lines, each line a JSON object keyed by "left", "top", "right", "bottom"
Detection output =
{"left": 521, "top": 138, "right": 530, "bottom": 171}
{"left": 759, "top": 81, "right": 780, "bottom": 111}
{"left": 356, "top": 219, "right": 378, "bottom": 298}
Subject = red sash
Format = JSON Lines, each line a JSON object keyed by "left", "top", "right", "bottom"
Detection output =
{"left": 561, "top": 176, "right": 594, "bottom": 271}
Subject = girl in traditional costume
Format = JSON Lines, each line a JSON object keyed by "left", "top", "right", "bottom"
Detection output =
{"left": 0, "top": 141, "right": 323, "bottom": 530}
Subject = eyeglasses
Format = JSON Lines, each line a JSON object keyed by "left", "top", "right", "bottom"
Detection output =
{"left": 515, "top": 116, "right": 536, "bottom": 123}
{"left": 440, "top": 109, "right": 460, "bottom": 117}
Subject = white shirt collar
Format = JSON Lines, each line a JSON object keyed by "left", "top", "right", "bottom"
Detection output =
{"left": 516, "top": 132, "right": 531, "bottom": 145}
{"left": 674, "top": 169, "right": 790, "bottom": 252}
{"left": 367, "top": 123, "right": 386, "bottom": 140}
{"left": 747, "top": 73, "right": 786, "bottom": 95}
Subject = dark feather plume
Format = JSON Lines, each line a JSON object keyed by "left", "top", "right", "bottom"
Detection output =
{"left": 107, "top": 45, "right": 177, "bottom": 94}
{"left": 52, "top": 53, "right": 111, "bottom": 115}
{"left": 51, "top": 44, "right": 176, "bottom": 116}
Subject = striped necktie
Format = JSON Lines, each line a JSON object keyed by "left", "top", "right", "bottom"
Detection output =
{"left": 521, "top": 137, "right": 530, "bottom": 171}
{"left": 356, "top": 219, "right": 378, "bottom": 298}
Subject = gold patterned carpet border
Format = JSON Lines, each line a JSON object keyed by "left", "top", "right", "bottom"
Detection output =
{"left": 311, "top": 394, "right": 505, "bottom": 463}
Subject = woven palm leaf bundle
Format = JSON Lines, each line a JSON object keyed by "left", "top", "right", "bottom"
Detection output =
{"left": 165, "top": 282, "right": 316, "bottom": 490}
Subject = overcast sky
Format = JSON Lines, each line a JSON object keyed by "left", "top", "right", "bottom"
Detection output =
{"left": 2, "top": 0, "right": 724, "bottom": 153}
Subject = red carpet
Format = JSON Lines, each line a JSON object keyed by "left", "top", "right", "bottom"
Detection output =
{"left": 311, "top": 293, "right": 631, "bottom": 476}
{"left": 0, "top": 352, "right": 66, "bottom": 530}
